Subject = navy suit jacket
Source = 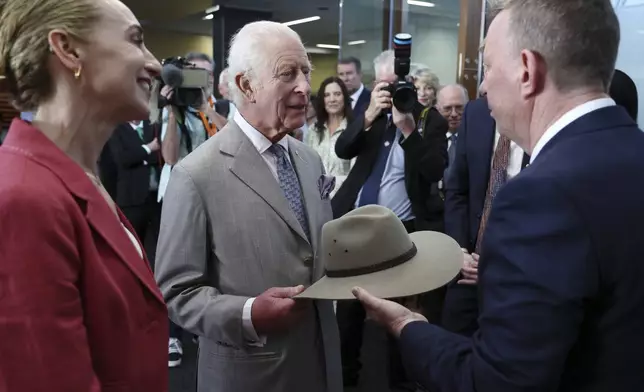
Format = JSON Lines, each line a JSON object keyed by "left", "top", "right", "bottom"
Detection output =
{"left": 400, "top": 105, "right": 644, "bottom": 391}
{"left": 442, "top": 98, "right": 528, "bottom": 336}
{"left": 352, "top": 87, "right": 371, "bottom": 119}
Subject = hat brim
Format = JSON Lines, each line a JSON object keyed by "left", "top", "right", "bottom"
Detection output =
{"left": 294, "top": 231, "right": 463, "bottom": 300}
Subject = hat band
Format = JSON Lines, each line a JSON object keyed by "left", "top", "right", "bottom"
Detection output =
{"left": 325, "top": 243, "right": 417, "bottom": 278}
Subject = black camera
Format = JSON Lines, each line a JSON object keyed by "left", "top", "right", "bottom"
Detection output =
{"left": 158, "top": 56, "right": 210, "bottom": 108}
{"left": 385, "top": 33, "right": 417, "bottom": 113}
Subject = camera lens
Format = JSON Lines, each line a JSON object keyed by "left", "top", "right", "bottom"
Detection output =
{"left": 393, "top": 85, "right": 417, "bottom": 113}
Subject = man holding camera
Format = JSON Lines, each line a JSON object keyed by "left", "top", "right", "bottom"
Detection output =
{"left": 332, "top": 48, "right": 448, "bottom": 391}
{"left": 156, "top": 52, "right": 229, "bottom": 367}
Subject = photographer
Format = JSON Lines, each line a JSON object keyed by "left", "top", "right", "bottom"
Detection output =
{"left": 159, "top": 52, "right": 227, "bottom": 168}
{"left": 331, "top": 48, "right": 448, "bottom": 390}
{"left": 156, "top": 52, "right": 227, "bottom": 367}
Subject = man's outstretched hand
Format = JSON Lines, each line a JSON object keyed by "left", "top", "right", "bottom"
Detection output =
{"left": 352, "top": 287, "right": 428, "bottom": 337}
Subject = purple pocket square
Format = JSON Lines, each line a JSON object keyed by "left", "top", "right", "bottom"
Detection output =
{"left": 318, "top": 175, "right": 336, "bottom": 200}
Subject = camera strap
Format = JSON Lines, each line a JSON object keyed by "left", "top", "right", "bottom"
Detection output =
{"left": 417, "top": 107, "right": 430, "bottom": 136}
{"left": 175, "top": 109, "right": 194, "bottom": 153}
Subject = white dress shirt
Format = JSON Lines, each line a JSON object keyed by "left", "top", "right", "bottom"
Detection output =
{"left": 530, "top": 97, "right": 615, "bottom": 163}
{"left": 350, "top": 84, "right": 365, "bottom": 110}
{"left": 493, "top": 130, "right": 526, "bottom": 179}
{"left": 234, "top": 110, "right": 290, "bottom": 347}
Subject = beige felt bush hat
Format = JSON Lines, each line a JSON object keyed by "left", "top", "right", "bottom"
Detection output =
{"left": 296, "top": 205, "right": 463, "bottom": 300}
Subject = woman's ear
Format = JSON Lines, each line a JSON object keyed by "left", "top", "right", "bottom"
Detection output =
{"left": 48, "top": 29, "right": 82, "bottom": 74}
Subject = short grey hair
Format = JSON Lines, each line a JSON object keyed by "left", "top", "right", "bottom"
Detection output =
{"left": 218, "top": 67, "right": 229, "bottom": 85}
{"left": 227, "top": 21, "right": 304, "bottom": 107}
{"left": 185, "top": 52, "right": 215, "bottom": 71}
{"left": 373, "top": 50, "right": 395, "bottom": 80}
{"left": 437, "top": 84, "right": 470, "bottom": 106}
{"left": 488, "top": 0, "right": 619, "bottom": 91}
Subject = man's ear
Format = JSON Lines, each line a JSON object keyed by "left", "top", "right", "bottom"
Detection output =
{"left": 48, "top": 29, "right": 82, "bottom": 74}
{"left": 235, "top": 73, "right": 255, "bottom": 103}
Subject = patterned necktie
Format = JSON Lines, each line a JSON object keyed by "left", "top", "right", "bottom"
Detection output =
{"left": 269, "top": 144, "right": 310, "bottom": 240}
{"left": 475, "top": 134, "right": 511, "bottom": 254}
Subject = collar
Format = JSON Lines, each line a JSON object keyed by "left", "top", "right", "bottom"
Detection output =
{"left": 351, "top": 84, "right": 365, "bottom": 103}
{"left": 530, "top": 97, "right": 615, "bottom": 163}
{"left": 446, "top": 131, "right": 457, "bottom": 139}
{"left": 129, "top": 121, "right": 142, "bottom": 130}
{"left": 233, "top": 110, "right": 289, "bottom": 155}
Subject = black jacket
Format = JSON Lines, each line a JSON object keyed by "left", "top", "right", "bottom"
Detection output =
{"left": 331, "top": 103, "right": 448, "bottom": 230}
{"left": 107, "top": 121, "right": 161, "bottom": 207}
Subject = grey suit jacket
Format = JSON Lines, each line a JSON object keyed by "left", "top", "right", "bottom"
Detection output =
{"left": 155, "top": 120, "right": 342, "bottom": 392}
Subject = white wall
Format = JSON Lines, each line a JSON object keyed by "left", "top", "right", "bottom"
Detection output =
{"left": 612, "top": 0, "right": 644, "bottom": 126}
{"left": 406, "top": 14, "right": 460, "bottom": 86}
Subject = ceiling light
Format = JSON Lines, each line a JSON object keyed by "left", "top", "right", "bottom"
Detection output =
{"left": 316, "top": 44, "right": 340, "bottom": 49}
{"left": 283, "top": 16, "right": 321, "bottom": 27}
{"left": 348, "top": 40, "right": 366, "bottom": 45}
{"left": 203, "top": 14, "right": 214, "bottom": 20}
{"left": 205, "top": 5, "right": 220, "bottom": 14}
{"left": 407, "top": 0, "right": 436, "bottom": 7}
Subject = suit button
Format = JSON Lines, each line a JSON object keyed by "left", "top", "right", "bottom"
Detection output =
{"left": 303, "top": 256, "right": 314, "bottom": 266}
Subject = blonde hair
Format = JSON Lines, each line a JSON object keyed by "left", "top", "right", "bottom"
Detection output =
{"left": 412, "top": 67, "right": 440, "bottom": 93}
{"left": 0, "top": 0, "right": 100, "bottom": 110}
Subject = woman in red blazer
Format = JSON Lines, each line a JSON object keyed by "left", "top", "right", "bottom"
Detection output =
{"left": 0, "top": 0, "right": 167, "bottom": 391}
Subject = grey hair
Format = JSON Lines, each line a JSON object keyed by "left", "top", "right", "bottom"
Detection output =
{"left": 488, "top": 0, "right": 619, "bottom": 92}
{"left": 437, "top": 84, "right": 470, "bottom": 106}
{"left": 227, "top": 21, "right": 304, "bottom": 107}
{"left": 218, "top": 67, "right": 229, "bottom": 85}
{"left": 185, "top": 52, "right": 215, "bottom": 71}
{"left": 373, "top": 50, "right": 395, "bottom": 80}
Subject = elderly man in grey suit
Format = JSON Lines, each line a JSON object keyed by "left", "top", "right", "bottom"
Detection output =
{"left": 154, "top": 21, "right": 342, "bottom": 392}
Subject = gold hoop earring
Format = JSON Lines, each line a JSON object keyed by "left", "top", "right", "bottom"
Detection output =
{"left": 74, "top": 66, "right": 82, "bottom": 80}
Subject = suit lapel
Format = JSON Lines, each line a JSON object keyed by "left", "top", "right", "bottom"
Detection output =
{"left": 225, "top": 127, "right": 309, "bottom": 243}
{"left": 85, "top": 197, "right": 164, "bottom": 304}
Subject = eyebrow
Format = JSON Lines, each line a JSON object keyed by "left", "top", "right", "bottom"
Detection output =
{"left": 479, "top": 39, "right": 486, "bottom": 53}
{"left": 128, "top": 25, "right": 144, "bottom": 35}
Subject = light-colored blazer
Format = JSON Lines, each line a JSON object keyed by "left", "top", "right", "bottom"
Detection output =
{"left": 155, "top": 120, "right": 342, "bottom": 392}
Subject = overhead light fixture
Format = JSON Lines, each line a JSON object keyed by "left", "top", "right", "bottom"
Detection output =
{"left": 205, "top": 5, "right": 220, "bottom": 14}
{"left": 407, "top": 0, "right": 436, "bottom": 7}
{"left": 316, "top": 44, "right": 340, "bottom": 49}
{"left": 203, "top": 14, "right": 214, "bottom": 20}
{"left": 348, "top": 40, "right": 366, "bottom": 45}
{"left": 283, "top": 16, "right": 321, "bottom": 27}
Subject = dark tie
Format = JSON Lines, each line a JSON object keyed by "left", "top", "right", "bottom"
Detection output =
{"left": 475, "top": 134, "right": 511, "bottom": 253}
{"left": 444, "top": 133, "right": 458, "bottom": 181}
{"left": 269, "top": 144, "right": 310, "bottom": 240}
{"left": 358, "top": 122, "right": 397, "bottom": 207}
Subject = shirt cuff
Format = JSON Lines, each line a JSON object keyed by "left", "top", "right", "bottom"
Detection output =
{"left": 242, "top": 297, "right": 267, "bottom": 347}
{"left": 142, "top": 144, "right": 151, "bottom": 154}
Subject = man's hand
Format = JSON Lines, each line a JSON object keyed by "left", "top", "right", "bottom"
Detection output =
{"left": 392, "top": 106, "right": 416, "bottom": 138}
{"left": 160, "top": 85, "right": 174, "bottom": 105}
{"left": 352, "top": 287, "right": 428, "bottom": 338}
{"left": 364, "top": 82, "right": 392, "bottom": 129}
{"left": 458, "top": 251, "right": 479, "bottom": 285}
{"left": 251, "top": 286, "right": 307, "bottom": 335}
{"left": 146, "top": 137, "right": 160, "bottom": 152}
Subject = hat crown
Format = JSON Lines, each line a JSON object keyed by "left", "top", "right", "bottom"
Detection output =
{"left": 321, "top": 205, "right": 414, "bottom": 275}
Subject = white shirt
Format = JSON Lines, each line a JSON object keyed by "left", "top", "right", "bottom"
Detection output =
{"left": 531, "top": 98, "right": 615, "bottom": 163}
{"left": 350, "top": 84, "right": 365, "bottom": 110}
{"left": 493, "top": 130, "right": 525, "bottom": 179}
{"left": 234, "top": 110, "right": 289, "bottom": 347}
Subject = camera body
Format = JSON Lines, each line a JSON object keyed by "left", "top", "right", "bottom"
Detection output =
{"left": 158, "top": 56, "right": 210, "bottom": 108}
{"left": 385, "top": 33, "right": 417, "bottom": 113}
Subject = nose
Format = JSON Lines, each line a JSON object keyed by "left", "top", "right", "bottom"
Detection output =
{"left": 295, "top": 70, "right": 311, "bottom": 96}
{"left": 145, "top": 50, "right": 162, "bottom": 79}
{"left": 479, "top": 79, "right": 487, "bottom": 96}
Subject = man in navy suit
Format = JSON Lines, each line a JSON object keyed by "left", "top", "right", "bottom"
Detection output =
{"left": 441, "top": 97, "right": 528, "bottom": 336}
{"left": 337, "top": 57, "right": 371, "bottom": 119}
{"left": 351, "top": 0, "right": 644, "bottom": 391}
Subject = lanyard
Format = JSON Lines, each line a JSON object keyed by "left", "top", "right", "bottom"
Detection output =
{"left": 198, "top": 97, "right": 217, "bottom": 138}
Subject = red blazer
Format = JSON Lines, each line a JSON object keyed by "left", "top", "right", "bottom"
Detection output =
{"left": 0, "top": 120, "right": 168, "bottom": 391}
